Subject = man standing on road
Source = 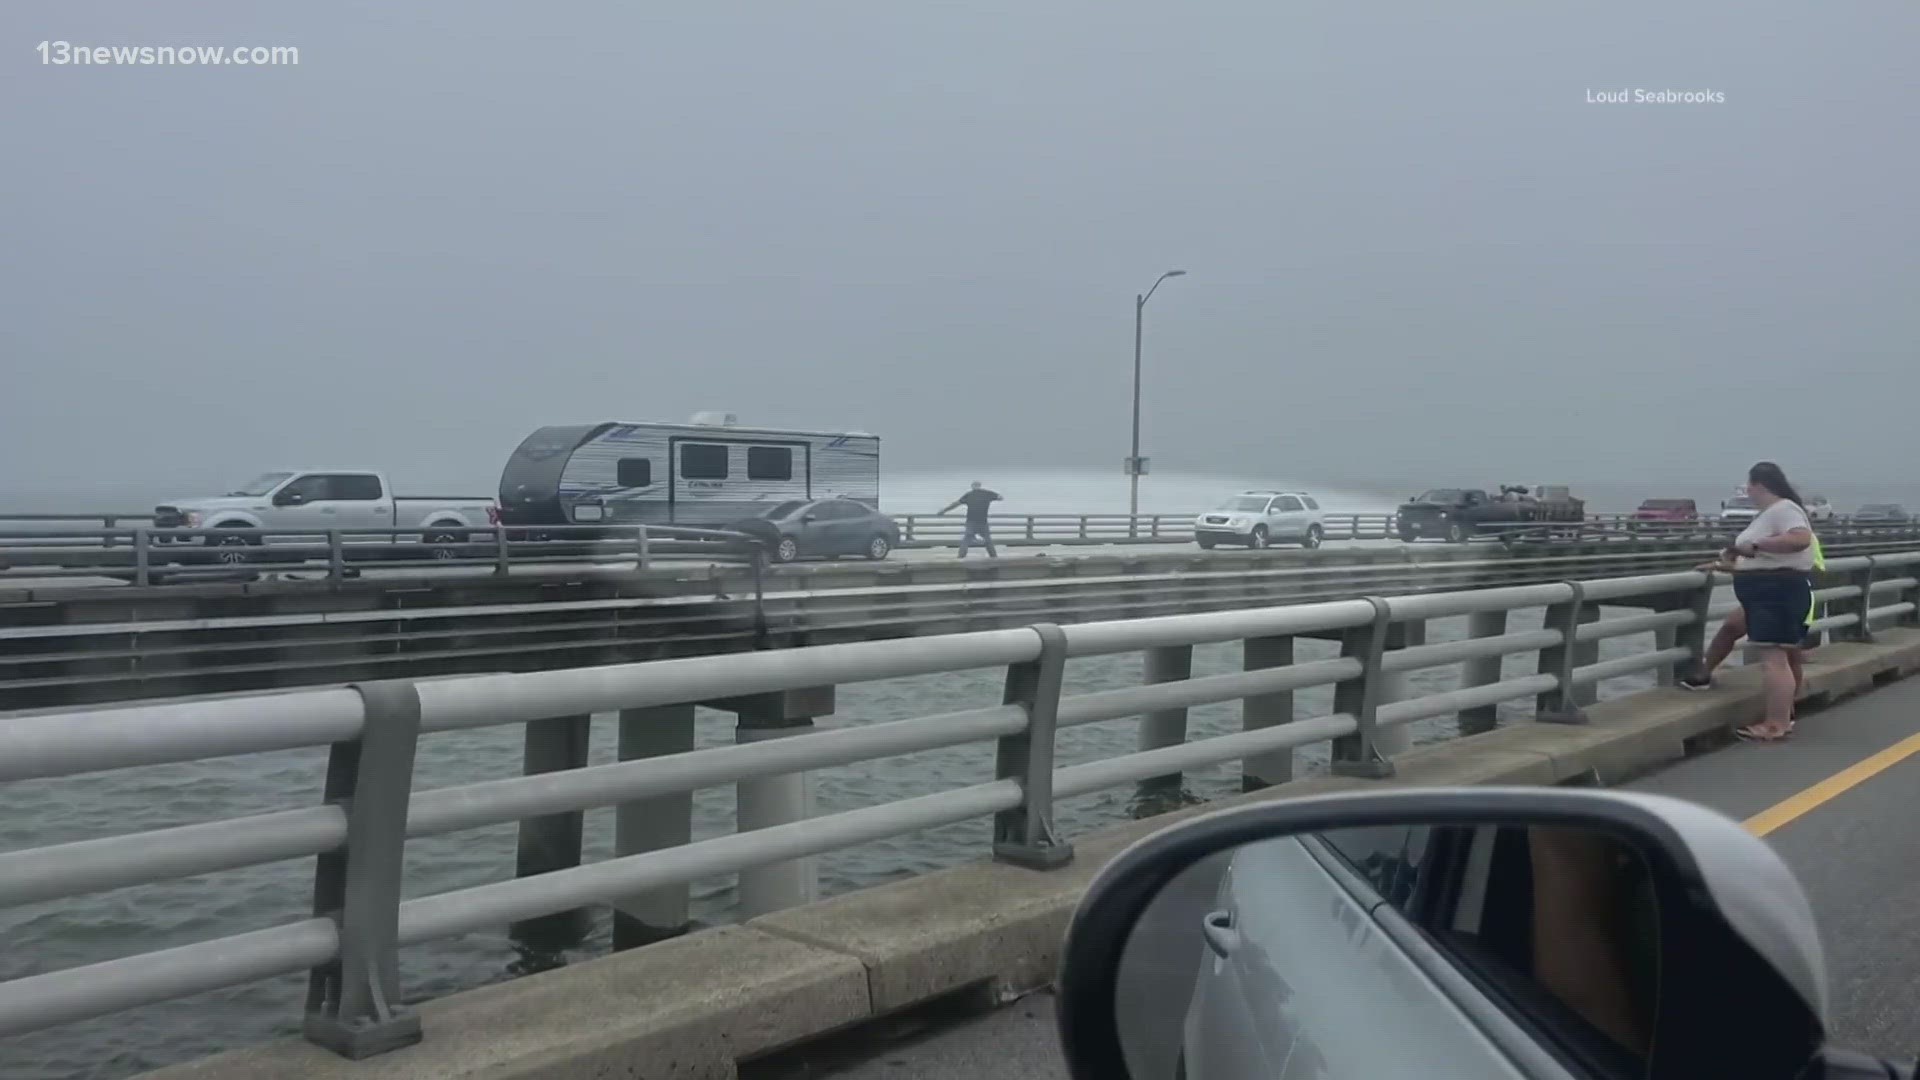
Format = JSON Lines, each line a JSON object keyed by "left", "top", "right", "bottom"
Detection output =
{"left": 940, "top": 481, "right": 1002, "bottom": 558}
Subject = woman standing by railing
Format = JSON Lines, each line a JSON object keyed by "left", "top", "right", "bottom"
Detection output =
{"left": 1700, "top": 462, "right": 1816, "bottom": 742}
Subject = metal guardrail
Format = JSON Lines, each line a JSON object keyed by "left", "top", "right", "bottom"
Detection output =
{"left": 5, "top": 550, "right": 1920, "bottom": 1054}
{"left": 3, "top": 512, "right": 1915, "bottom": 586}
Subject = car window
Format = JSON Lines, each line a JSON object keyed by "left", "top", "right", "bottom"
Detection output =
{"left": 279, "top": 474, "right": 329, "bottom": 502}
{"left": 326, "top": 474, "right": 383, "bottom": 501}
{"left": 1318, "top": 825, "right": 1431, "bottom": 908}
{"left": 1276, "top": 496, "right": 1305, "bottom": 512}
{"left": 1303, "top": 496, "right": 1320, "bottom": 510}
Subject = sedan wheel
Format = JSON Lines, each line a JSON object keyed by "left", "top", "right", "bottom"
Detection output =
{"left": 866, "top": 535, "right": 892, "bottom": 561}
{"left": 774, "top": 537, "right": 800, "bottom": 563}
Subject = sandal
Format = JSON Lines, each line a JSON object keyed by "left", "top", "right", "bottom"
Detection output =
{"left": 1735, "top": 724, "right": 1791, "bottom": 743}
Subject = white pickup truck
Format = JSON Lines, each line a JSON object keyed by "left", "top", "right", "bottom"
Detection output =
{"left": 152, "top": 470, "right": 496, "bottom": 562}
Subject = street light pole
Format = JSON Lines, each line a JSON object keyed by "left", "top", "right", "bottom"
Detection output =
{"left": 1128, "top": 269, "right": 1186, "bottom": 527}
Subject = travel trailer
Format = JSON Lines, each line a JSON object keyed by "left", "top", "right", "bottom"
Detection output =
{"left": 495, "top": 413, "right": 880, "bottom": 530}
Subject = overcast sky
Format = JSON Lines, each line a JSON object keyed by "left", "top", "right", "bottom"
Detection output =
{"left": 3, "top": 2, "right": 1915, "bottom": 500}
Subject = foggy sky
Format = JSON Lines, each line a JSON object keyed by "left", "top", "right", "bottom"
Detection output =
{"left": 4, "top": 2, "right": 1916, "bottom": 499}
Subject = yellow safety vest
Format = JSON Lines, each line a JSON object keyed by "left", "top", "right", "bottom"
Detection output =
{"left": 1806, "top": 533, "right": 1825, "bottom": 626}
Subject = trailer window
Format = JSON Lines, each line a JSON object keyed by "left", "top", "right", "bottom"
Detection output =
{"left": 747, "top": 446, "right": 792, "bottom": 481}
{"left": 680, "top": 444, "right": 729, "bottom": 480}
{"left": 617, "top": 458, "right": 652, "bottom": 489}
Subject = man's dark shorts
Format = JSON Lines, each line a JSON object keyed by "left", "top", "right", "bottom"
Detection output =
{"left": 1733, "top": 570, "right": 1815, "bottom": 646}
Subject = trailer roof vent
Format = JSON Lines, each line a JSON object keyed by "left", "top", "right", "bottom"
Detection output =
{"left": 689, "top": 411, "right": 738, "bottom": 427}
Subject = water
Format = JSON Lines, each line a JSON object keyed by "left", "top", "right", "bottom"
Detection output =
{"left": 0, "top": 467, "right": 1678, "bottom": 1078}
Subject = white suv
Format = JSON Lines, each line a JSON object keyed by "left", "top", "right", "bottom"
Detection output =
{"left": 1806, "top": 495, "right": 1835, "bottom": 523}
{"left": 1194, "top": 490, "right": 1327, "bottom": 550}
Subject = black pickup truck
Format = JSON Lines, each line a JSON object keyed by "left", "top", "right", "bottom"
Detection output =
{"left": 1396, "top": 486, "right": 1585, "bottom": 543}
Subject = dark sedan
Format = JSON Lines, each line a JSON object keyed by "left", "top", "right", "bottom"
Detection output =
{"left": 727, "top": 499, "right": 901, "bottom": 563}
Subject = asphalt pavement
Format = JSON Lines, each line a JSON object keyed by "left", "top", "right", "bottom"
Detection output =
{"left": 747, "top": 671, "right": 1920, "bottom": 1079}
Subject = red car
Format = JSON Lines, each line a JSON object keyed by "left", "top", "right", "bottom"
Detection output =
{"left": 1633, "top": 498, "right": 1697, "bottom": 522}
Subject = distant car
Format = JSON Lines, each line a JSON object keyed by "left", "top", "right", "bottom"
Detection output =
{"left": 1853, "top": 503, "right": 1911, "bottom": 525}
{"left": 1718, "top": 495, "right": 1759, "bottom": 525}
{"left": 1805, "top": 495, "right": 1835, "bottom": 523}
{"left": 1193, "top": 491, "right": 1326, "bottom": 550}
{"left": 725, "top": 499, "right": 899, "bottom": 563}
{"left": 1632, "top": 498, "right": 1697, "bottom": 523}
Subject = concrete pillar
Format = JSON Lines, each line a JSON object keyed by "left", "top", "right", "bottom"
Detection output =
{"left": 1136, "top": 645, "right": 1193, "bottom": 803}
{"left": 510, "top": 714, "right": 593, "bottom": 950}
{"left": 1458, "top": 609, "right": 1508, "bottom": 735}
{"left": 1571, "top": 606, "right": 1602, "bottom": 708}
{"left": 612, "top": 704, "right": 695, "bottom": 951}
{"left": 1375, "top": 620, "right": 1423, "bottom": 758}
{"left": 714, "top": 686, "right": 833, "bottom": 918}
{"left": 1654, "top": 625, "right": 1678, "bottom": 686}
{"left": 1241, "top": 635, "right": 1293, "bottom": 791}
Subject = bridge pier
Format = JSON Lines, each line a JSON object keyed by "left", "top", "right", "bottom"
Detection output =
{"left": 510, "top": 714, "right": 594, "bottom": 950}
{"left": 715, "top": 686, "right": 833, "bottom": 917}
{"left": 612, "top": 704, "right": 696, "bottom": 950}
{"left": 1241, "top": 635, "right": 1293, "bottom": 790}
{"left": 1458, "top": 609, "right": 1508, "bottom": 734}
{"left": 1135, "top": 645, "right": 1193, "bottom": 806}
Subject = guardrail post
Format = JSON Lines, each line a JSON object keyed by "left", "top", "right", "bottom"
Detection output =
{"left": 1150, "top": 515, "right": 1161, "bottom": 539}
{"left": 1457, "top": 609, "right": 1508, "bottom": 734}
{"left": 1834, "top": 557, "right": 1877, "bottom": 643}
{"left": 510, "top": 714, "right": 594, "bottom": 949}
{"left": 1330, "top": 597, "right": 1396, "bottom": 778}
{"left": 1535, "top": 582, "right": 1590, "bottom": 723}
{"left": 1902, "top": 565, "right": 1920, "bottom": 628}
{"left": 1241, "top": 634, "right": 1294, "bottom": 790}
{"left": 493, "top": 526, "right": 510, "bottom": 576}
{"left": 612, "top": 704, "right": 696, "bottom": 949}
{"left": 903, "top": 516, "right": 915, "bottom": 542}
{"left": 1079, "top": 515, "right": 1090, "bottom": 540}
{"left": 1134, "top": 643, "right": 1195, "bottom": 807}
{"left": 993, "top": 623, "right": 1072, "bottom": 868}
{"left": 1026, "top": 516, "right": 1036, "bottom": 541}
{"left": 714, "top": 687, "right": 833, "bottom": 916}
{"left": 635, "top": 525, "right": 650, "bottom": 570}
{"left": 304, "top": 680, "right": 424, "bottom": 1059}
{"left": 327, "top": 530, "right": 345, "bottom": 583}
{"left": 132, "top": 528, "right": 150, "bottom": 587}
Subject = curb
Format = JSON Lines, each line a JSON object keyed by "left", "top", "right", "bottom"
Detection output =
{"left": 140, "top": 628, "right": 1920, "bottom": 1080}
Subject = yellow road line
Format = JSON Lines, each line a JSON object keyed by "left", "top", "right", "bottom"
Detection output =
{"left": 1745, "top": 729, "right": 1920, "bottom": 837}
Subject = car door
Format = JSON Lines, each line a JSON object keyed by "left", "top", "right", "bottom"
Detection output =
{"left": 324, "top": 473, "right": 392, "bottom": 533}
{"left": 823, "top": 501, "right": 868, "bottom": 553}
{"left": 1184, "top": 827, "right": 1545, "bottom": 1080}
{"left": 793, "top": 500, "right": 837, "bottom": 555}
{"left": 1272, "top": 495, "right": 1308, "bottom": 539}
{"left": 267, "top": 474, "right": 335, "bottom": 537}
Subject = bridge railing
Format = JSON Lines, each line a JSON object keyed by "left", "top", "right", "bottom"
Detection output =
{"left": 6, "top": 550, "right": 1920, "bottom": 1055}
{"left": 0, "top": 523, "right": 764, "bottom": 585}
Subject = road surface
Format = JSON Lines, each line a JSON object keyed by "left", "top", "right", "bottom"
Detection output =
{"left": 746, "top": 675, "right": 1920, "bottom": 1078}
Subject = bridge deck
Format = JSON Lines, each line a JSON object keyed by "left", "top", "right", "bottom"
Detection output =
{"left": 756, "top": 677, "right": 1920, "bottom": 1078}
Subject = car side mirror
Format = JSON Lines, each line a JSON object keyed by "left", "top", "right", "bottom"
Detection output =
{"left": 802, "top": 513, "right": 818, "bottom": 523}
{"left": 1055, "top": 788, "right": 1841, "bottom": 1080}
{"left": 275, "top": 491, "right": 306, "bottom": 507}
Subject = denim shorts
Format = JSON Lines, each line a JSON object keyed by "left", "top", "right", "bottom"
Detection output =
{"left": 1733, "top": 570, "right": 1815, "bottom": 646}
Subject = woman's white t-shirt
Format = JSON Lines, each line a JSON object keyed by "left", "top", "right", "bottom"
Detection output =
{"left": 1734, "top": 500, "right": 1815, "bottom": 571}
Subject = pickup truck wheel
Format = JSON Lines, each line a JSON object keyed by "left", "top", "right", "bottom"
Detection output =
{"left": 1197, "top": 538, "right": 1216, "bottom": 550}
{"left": 1397, "top": 526, "right": 1416, "bottom": 543}
{"left": 1301, "top": 524, "right": 1324, "bottom": 549}
{"left": 1248, "top": 525, "right": 1270, "bottom": 549}
{"left": 423, "top": 528, "right": 464, "bottom": 559}
{"left": 1446, "top": 521, "right": 1469, "bottom": 544}
{"left": 207, "top": 526, "right": 260, "bottom": 564}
